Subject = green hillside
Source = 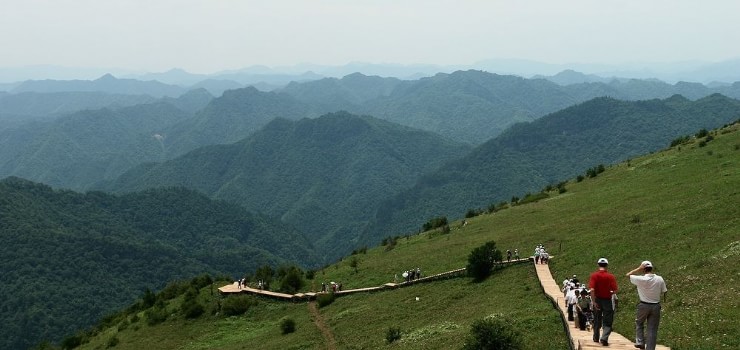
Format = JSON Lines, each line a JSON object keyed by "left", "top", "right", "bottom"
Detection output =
{"left": 108, "top": 111, "right": 472, "bottom": 260}
{"left": 69, "top": 122, "right": 738, "bottom": 350}
{"left": 367, "top": 94, "right": 740, "bottom": 241}
{"left": 0, "top": 180, "right": 316, "bottom": 350}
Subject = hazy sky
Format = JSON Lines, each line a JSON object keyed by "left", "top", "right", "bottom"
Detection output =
{"left": 1, "top": 0, "right": 739, "bottom": 73}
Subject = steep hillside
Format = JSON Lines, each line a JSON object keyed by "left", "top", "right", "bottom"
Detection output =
{"left": 366, "top": 94, "right": 740, "bottom": 240}
{"left": 0, "top": 178, "right": 316, "bottom": 350}
{"left": 71, "top": 123, "right": 739, "bottom": 350}
{"left": 108, "top": 111, "right": 472, "bottom": 259}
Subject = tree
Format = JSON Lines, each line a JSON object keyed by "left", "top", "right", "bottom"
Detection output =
{"left": 277, "top": 265, "right": 304, "bottom": 294}
{"left": 466, "top": 241, "right": 502, "bottom": 281}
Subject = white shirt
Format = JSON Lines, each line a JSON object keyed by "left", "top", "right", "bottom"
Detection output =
{"left": 630, "top": 273, "right": 667, "bottom": 303}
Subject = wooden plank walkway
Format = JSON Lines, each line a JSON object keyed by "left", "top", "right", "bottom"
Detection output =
{"left": 533, "top": 262, "right": 670, "bottom": 350}
{"left": 217, "top": 258, "right": 528, "bottom": 300}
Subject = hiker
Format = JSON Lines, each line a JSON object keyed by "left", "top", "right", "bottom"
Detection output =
{"left": 321, "top": 282, "right": 326, "bottom": 292}
{"left": 514, "top": 249, "right": 519, "bottom": 260}
{"left": 589, "top": 257, "right": 619, "bottom": 346}
{"left": 237, "top": 278, "right": 241, "bottom": 289}
{"left": 571, "top": 274, "right": 579, "bottom": 285}
{"left": 416, "top": 267, "right": 421, "bottom": 279}
{"left": 626, "top": 261, "right": 668, "bottom": 350}
{"left": 541, "top": 250, "right": 549, "bottom": 264}
{"left": 566, "top": 286, "right": 578, "bottom": 321}
{"left": 576, "top": 289, "right": 593, "bottom": 331}
{"left": 534, "top": 247, "right": 541, "bottom": 264}
{"left": 507, "top": 249, "right": 512, "bottom": 262}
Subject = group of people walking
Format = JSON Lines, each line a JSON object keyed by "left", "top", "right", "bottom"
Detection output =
{"left": 396, "top": 267, "right": 422, "bottom": 283}
{"left": 534, "top": 244, "right": 549, "bottom": 264}
{"left": 506, "top": 249, "right": 520, "bottom": 262}
{"left": 566, "top": 257, "right": 667, "bottom": 349}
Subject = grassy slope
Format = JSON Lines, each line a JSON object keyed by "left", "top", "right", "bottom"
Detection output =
{"left": 78, "top": 124, "right": 738, "bottom": 350}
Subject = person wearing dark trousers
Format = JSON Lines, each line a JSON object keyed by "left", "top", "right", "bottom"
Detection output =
{"left": 627, "top": 261, "right": 667, "bottom": 350}
{"left": 589, "top": 257, "right": 618, "bottom": 346}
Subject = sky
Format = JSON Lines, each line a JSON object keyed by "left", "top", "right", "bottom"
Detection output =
{"left": 1, "top": 0, "right": 739, "bottom": 74}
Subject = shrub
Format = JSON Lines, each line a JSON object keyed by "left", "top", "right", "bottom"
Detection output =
{"left": 465, "top": 208, "right": 484, "bottom": 218}
{"left": 386, "top": 326, "right": 402, "bottom": 343}
{"left": 181, "top": 299, "right": 205, "bottom": 319}
{"left": 422, "top": 216, "right": 448, "bottom": 231}
{"left": 466, "top": 241, "right": 502, "bottom": 281}
{"left": 670, "top": 135, "right": 691, "bottom": 147}
{"left": 462, "top": 318, "right": 523, "bottom": 350}
{"left": 576, "top": 175, "right": 585, "bottom": 182}
{"left": 106, "top": 336, "right": 119, "bottom": 348}
{"left": 305, "top": 270, "right": 315, "bottom": 280}
{"left": 316, "top": 292, "right": 335, "bottom": 308}
{"left": 145, "top": 304, "right": 168, "bottom": 326}
{"left": 280, "top": 317, "right": 296, "bottom": 334}
{"left": 221, "top": 295, "right": 255, "bottom": 316}
{"left": 699, "top": 140, "right": 707, "bottom": 147}
{"left": 61, "top": 334, "right": 84, "bottom": 349}
{"left": 695, "top": 128, "right": 708, "bottom": 138}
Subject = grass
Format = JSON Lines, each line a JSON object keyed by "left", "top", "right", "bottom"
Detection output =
{"left": 76, "top": 124, "right": 739, "bottom": 350}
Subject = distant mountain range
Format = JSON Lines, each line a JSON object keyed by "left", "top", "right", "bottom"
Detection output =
{"left": 4, "top": 58, "right": 740, "bottom": 85}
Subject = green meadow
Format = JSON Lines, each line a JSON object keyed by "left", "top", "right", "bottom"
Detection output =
{"left": 76, "top": 123, "right": 738, "bottom": 350}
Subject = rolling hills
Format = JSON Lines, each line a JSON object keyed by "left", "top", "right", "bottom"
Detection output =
{"left": 68, "top": 121, "right": 739, "bottom": 350}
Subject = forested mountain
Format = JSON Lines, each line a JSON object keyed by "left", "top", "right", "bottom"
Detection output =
{"left": 0, "top": 177, "right": 315, "bottom": 350}
{"left": 280, "top": 72, "right": 402, "bottom": 111}
{"left": 161, "top": 86, "right": 316, "bottom": 157}
{"left": 11, "top": 74, "right": 187, "bottom": 98}
{"left": 106, "top": 112, "right": 472, "bottom": 258}
{"left": 0, "top": 102, "right": 191, "bottom": 190}
{"left": 364, "top": 94, "right": 740, "bottom": 241}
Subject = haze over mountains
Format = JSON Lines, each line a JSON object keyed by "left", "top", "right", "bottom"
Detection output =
{"left": 2, "top": 64, "right": 740, "bottom": 349}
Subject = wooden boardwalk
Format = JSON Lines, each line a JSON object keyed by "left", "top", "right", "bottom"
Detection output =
{"left": 218, "top": 259, "right": 527, "bottom": 300}
{"left": 534, "top": 262, "right": 670, "bottom": 350}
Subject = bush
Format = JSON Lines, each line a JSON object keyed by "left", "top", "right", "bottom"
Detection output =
{"left": 145, "top": 303, "right": 168, "bottom": 326}
{"left": 422, "top": 216, "right": 448, "bottom": 231}
{"left": 106, "top": 336, "right": 119, "bottom": 348}
{"left": 278, "top": 265, "right": 305, "bottom": 294}
{"left": 221, "top": 295, "right": 255, "bottom": 316}
{"left": 466, "top": 241, "right": 502, "bottom": 281}
{"left": 465, "top": 208, "right": 483, "bottom": 218}
{"left": 316, "top": 292, "right": 335, "bottom": 308}
{"left": 670, "top": 135, "right": 691, "bottom": 147}
{"left": 60, "top": 334, "right": 84, "bottom": 349}
{"left": 181, "top": 299, "right": 205, "bottom": 319}
{"left": 576, "top": 175, "right": 585, "bottom": 182}
{"left": 386, "top": 326, "right": 402, "bottom": 343}
{"left": 280, "top": 317, "right": 296, "bottom": 334}
{"left": 462, "top": 318, "right": 523, "bottom": 350}
{"left": 695, "top": 128, "right": 708, "bottom": 138}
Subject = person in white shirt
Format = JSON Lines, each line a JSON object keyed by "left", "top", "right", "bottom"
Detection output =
{"left": 626, "top": 261, "right": 667, "bottom": 350}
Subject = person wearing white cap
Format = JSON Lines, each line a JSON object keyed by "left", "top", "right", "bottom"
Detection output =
{"left": 626, "top": 261, "right": 667, "bottom": 350}
{"left": 589, "top": 257, "right": 618, "bottom": 346}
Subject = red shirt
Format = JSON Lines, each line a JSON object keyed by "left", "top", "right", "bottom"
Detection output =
{"left": 589, "top": 269, "right": 618, "bottom": 299}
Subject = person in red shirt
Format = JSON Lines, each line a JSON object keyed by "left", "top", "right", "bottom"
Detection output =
{"left": 589, "top": 257, "right": 618, "bottom": 346}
